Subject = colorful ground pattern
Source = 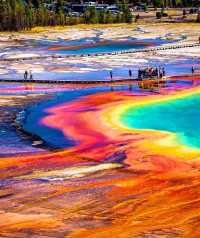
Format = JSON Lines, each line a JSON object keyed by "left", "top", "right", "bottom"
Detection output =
{"left": 0, "top": 76, "right": 200, "bottom": 237}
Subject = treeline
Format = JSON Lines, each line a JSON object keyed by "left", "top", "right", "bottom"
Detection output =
{"left": 0, "top": 0, "right": 132, "bottom": 32}
{"left": 1, "top": 0, "right": 200, "bottom": 32}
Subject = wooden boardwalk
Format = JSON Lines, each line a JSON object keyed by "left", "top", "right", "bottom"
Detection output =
{"left": 0, "top": 77, "right": 171, "bottom": 85}
{"left": 0, "top": 77, "right": 139, "bottom": 85}
{"left": 0, "top": 74, "right": 198, "bottom": 86}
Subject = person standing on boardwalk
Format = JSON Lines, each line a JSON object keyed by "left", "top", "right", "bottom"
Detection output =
{"left": 191, "top": 66, "right": 195, "bottom": 86}
{"left": 24, "top": 70, "right": 28, "bottom": 80}
{"left": 159, "top": 67, "right": 163, "bottom": 78}
{"left": 110, "top": 71, "right": 113, "bottom": 81}
{"left": 29, "top": 70, "right": 33, "bottom": 80}
{"left": 192, "top": 66, "right": 194, "bottom": 74}
{"left": 155, "top": 68, "right": 159, "bottom": 78}
{"left": 129, "top": 69, "right": 132, "bottom": 79}
{"left": 138, "top": 69, "right": 142, "bottom": 80}
{"left": 162, "top": 67, "right": 166, "bottom": 77}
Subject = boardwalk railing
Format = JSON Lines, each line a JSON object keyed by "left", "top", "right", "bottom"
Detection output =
{"left": 1, "top": 43, "right": 200, "bottom": 62}
{"left": 0, "top": 77, "right": 170, "bottom": 85}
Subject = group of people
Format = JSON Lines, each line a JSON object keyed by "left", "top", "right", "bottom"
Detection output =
{"left": 24, "top": 70, "right": 33, "bottom": 80}
{"left": 138, "top": 67, "right": 166, "bottom": 80}
{"left": 109, "top": 66, "right": 166, "bottom": 81}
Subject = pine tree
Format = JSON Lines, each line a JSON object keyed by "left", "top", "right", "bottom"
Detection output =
{"left": 55, "top": 0, "right": 64, "bottom": 14}
{"left": 98, "top": 10, "right": 106, "bottom": 24}
{"left": 105, "top": 11, "right": 113, "bottom": 23}
{"left": 26, "top": 2, "right": 36, "bottom": 29}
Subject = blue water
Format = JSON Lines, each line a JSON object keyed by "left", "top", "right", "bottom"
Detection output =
{"left": 121, "top": 93, "right": 200, "bottom": 149}
{"left": 48, "top": 37, "right": 179, "bottom": 55}
{"left": 56, "top": 43, "right": 150, "bottom": 55}
{"left": 23, "top": 85, "right": 140, "bottom": 149}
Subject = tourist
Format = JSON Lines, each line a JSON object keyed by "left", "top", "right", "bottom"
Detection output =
{"left": 162, "top": 67, "right": 166, "bottom": 77}
{"left": 138, "top": 69, "right": 142, "bottom": 80}
{"left": 155, "top": 68, "right": 159, "bottom": 78}
{"left": 129, "top": 69, "right": 132, "bottom": 79}
{"left": 24, "top": 70, "right": 28, "bottom": 80}
{"left": 110, "top": 71, "right": 113, "bottom": 80}
{"left": 192, "top": 66, "right": 194, "bottom": 74}
{"left": 141, "top": 71, "right": 144, "bottom": 80}
{"left": 29, "top": 71, "right": 33, "bottom": 80}
{"left": 158, "top": 66, "right": 162, "bottom": 78}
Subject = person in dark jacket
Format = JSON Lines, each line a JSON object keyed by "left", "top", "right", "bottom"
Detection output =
{"left": 129, "top": 69, "right": 132, "bottom": 79}
{"left": 192, "top": 66, "right": 195, "bottom": 74}
{"left": 24, "top": 70, "right": 28, "bottom": 80}
{"left": 110, "top": 71, "right": 113, "bottom": 80}
{"left": 162, "top": 67, "right": 166, "bottom": 77}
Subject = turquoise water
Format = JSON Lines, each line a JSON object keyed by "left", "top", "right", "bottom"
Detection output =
{"left": 121, "top": 93, "right": 200, "bottom": 149}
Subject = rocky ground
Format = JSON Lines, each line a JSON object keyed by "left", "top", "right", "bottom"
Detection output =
{"left": 0, "top": 94, "right": 51, "bottom": 155}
